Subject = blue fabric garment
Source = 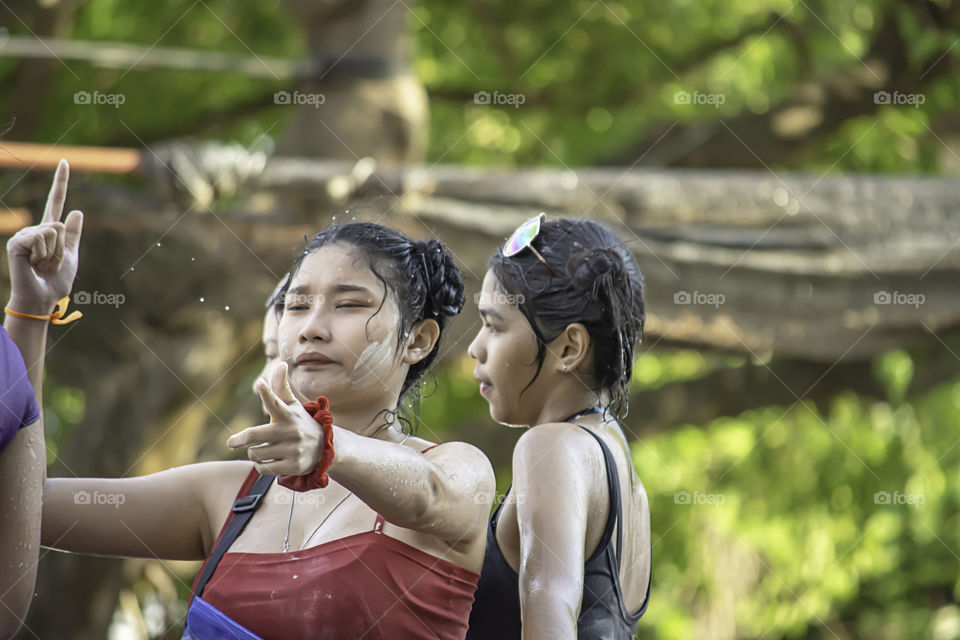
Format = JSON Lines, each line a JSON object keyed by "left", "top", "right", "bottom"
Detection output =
{"left": 182, "top": 596, "right": 265, "bottom": 640}
{"left": 0, "top": 325, "right": 40, "bottom": 452}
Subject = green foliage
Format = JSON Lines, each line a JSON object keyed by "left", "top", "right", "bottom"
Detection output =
{"left": 634, "top": 351, "right": 960, "bottom": 639}
{"left": 5, "top": 0, "right": 958, "bottom": 173}
{"left": 632, "top": 349, "right": 746, "bottom": 391}
{"left": 42, "top": 383, "right": 86, "bottom": 466}
{"left": 415, "top": 0, "right": 959, "bottom": 172}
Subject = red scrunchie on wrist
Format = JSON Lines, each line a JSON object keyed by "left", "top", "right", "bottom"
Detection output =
{"left": 277, "top": 396, "right": 335, "bottom": 492}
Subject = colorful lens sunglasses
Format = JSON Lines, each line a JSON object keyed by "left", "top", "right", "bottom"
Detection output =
{"left": 502, "top": 213, "right": 560, "bottom": 276}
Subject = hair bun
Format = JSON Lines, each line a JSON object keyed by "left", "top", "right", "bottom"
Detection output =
{"left": 416, "top": 239, "right": 466, "bottom": 318}
{"left": 570, "top": 247, "right": 626, "bottom": 297}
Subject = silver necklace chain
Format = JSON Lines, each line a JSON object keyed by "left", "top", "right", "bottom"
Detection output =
{"left": 282, "top": 429, "right": 410, "bottom": 553}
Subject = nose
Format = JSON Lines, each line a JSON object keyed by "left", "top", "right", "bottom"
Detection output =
{"left": 467, "top": 330, "right": 483, "bottom": 362}
{"left": 298, "top": 307, "right": 332, "bottom": 343}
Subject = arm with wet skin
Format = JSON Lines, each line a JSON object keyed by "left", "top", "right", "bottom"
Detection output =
{"left": 0, "top": 160, "right": 79, "bottom": 637}
{"left": 1, "top": 161, "right": 244, "bottom": 573}
{"left": 513, "top": 424, "right": 594, "bottom": 640}
{"left": 228, "top": 362, "right": 496, "bottom": 544}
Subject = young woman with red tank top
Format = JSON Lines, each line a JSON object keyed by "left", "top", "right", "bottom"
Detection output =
{"left": 466, "top": 215, "right": 652, "bottom": 639}
{"left": 14, "top": 212, "right": 496, "bottom": 639}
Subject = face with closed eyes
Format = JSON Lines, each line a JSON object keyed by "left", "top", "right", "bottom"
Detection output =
{"left": 277, "top": 243, "right": 414, "bottom": 412}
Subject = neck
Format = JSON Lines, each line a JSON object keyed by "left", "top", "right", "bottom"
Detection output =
{"left": 324, "top": 399, "right": 405, "bottom": 441}
{"left": 527, "top": 377, "right": 604, "bottom": 427}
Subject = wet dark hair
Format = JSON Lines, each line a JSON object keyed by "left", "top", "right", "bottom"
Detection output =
{"left": 489, "top": 218, "right": 645, "bottom": 419}
{"left": 275, "top": 222, "right": 465, "bottom": 403}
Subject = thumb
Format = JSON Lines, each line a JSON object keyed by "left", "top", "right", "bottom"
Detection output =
{"left": 63, "top": 210, "right": 83, "bottom": 251}
{"left": 271, "top": 361, "right": 298, "bottom": 405}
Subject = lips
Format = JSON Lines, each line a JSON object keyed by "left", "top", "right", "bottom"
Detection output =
{"left": 473, "top": 369, "right": 493, "bottom": 396}
{"left": 295, "top": 352, "right": 336, "bottom": 366}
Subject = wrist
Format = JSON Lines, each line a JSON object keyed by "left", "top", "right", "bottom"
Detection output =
{"left": 6, "top": 296, "right": 56, "bottom": 317}
{"left": 277, "top": 396, "right": 336, "bottom": 492}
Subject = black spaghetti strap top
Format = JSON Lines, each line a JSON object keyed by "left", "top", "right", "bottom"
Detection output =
{"left": 467, "top": 415, "right": 651, "bottom": 639}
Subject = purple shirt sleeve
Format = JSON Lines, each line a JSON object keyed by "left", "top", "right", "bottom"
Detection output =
{"left": 0, "top": 325, "right": 40, "bottom": 452}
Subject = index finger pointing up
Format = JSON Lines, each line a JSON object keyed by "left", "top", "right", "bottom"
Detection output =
{"left": 42, "top": 159, "right": 69, "bottom": 224}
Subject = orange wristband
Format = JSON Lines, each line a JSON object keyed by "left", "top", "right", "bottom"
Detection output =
{"left": 4, "top": 296, "right": 82, "bottom": 325}
{"left": 277, "top": 396, "right": 336, "bottom": 492}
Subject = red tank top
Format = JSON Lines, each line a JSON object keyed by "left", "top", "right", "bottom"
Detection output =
{"left": 190, "top": 465, "right": 480, "bottom": 640}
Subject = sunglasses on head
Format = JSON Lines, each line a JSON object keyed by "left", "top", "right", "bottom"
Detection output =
{"left": 502, "top": 213, "right": 560, "bottom": 277}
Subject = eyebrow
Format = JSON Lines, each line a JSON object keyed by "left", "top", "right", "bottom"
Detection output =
{"left": 478, "top": 307, "right": 504, "bottom": 322}
{"left": 286, "top": 283, "right": 375, "bottom": 297}
{"left": 333, "top": 284, "right": 374, "bottom": 296}
{"left": 286, "top": 285, "right": 309, "bottom": 297}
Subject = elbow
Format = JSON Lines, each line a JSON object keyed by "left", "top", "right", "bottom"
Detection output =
{"left": 401, "top": 467, "right": 443, "bottom": 530}
{"left": 416, "top": 467, "right": 444, "bottom": 522}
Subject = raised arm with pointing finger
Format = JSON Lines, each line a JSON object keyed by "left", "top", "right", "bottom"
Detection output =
{"left": 1, "top": 159, "right": 83, "bottom": 638}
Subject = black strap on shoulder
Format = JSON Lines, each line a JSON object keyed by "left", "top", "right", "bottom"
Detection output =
{"left": 489, "top": 485, "right": 510, "bottom": 530}
{"left": 193, "top": 473, "right": 276, "bottom": 599}
{"left": 577, "top": 425, "right": 654, "bottom": 622}
{"left": 576, "top": 426, "right": 623, "bottom": 565}
{"left": 490, "top": 409, "right": 600, "bottom": 532}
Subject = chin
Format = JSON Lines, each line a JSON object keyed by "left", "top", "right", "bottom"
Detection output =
{"left": 489, "top": 404, "right": 526, "bottom": 428}
{"left": 290, "top": 375, "right": 332, "bottom": 403}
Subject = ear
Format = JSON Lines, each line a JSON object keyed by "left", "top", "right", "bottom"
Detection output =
{"left": 548, "top": 322, "right": 591, "bottom": 374}
{"left": 402, "top": 318, "right": 441, "bottom": 365}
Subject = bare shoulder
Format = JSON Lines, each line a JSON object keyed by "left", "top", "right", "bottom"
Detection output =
{"left": 420, "top": 441, "right": 494, "bottom": 480}
{"left": 190, "top": 460, "right": 256, "bottom": 498}
{"left": 409, "top": 437, "right": 490, "bottom": 463}
{"left": 162, "top": 459, "right": 254, "bottom": 487}
{"left": 188, "top": 460, "right": 257, "bottom": 554}
{"left": 515, "top": 422, "right": 599, "bottom": 466}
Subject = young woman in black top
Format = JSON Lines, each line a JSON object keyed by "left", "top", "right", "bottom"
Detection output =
{"left": 467, "top": 215, "right": 651, "bottom": 639}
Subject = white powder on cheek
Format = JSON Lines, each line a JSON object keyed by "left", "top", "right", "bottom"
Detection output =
{"left": 348, "top": 327, "right": 396, "bottom": 389}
